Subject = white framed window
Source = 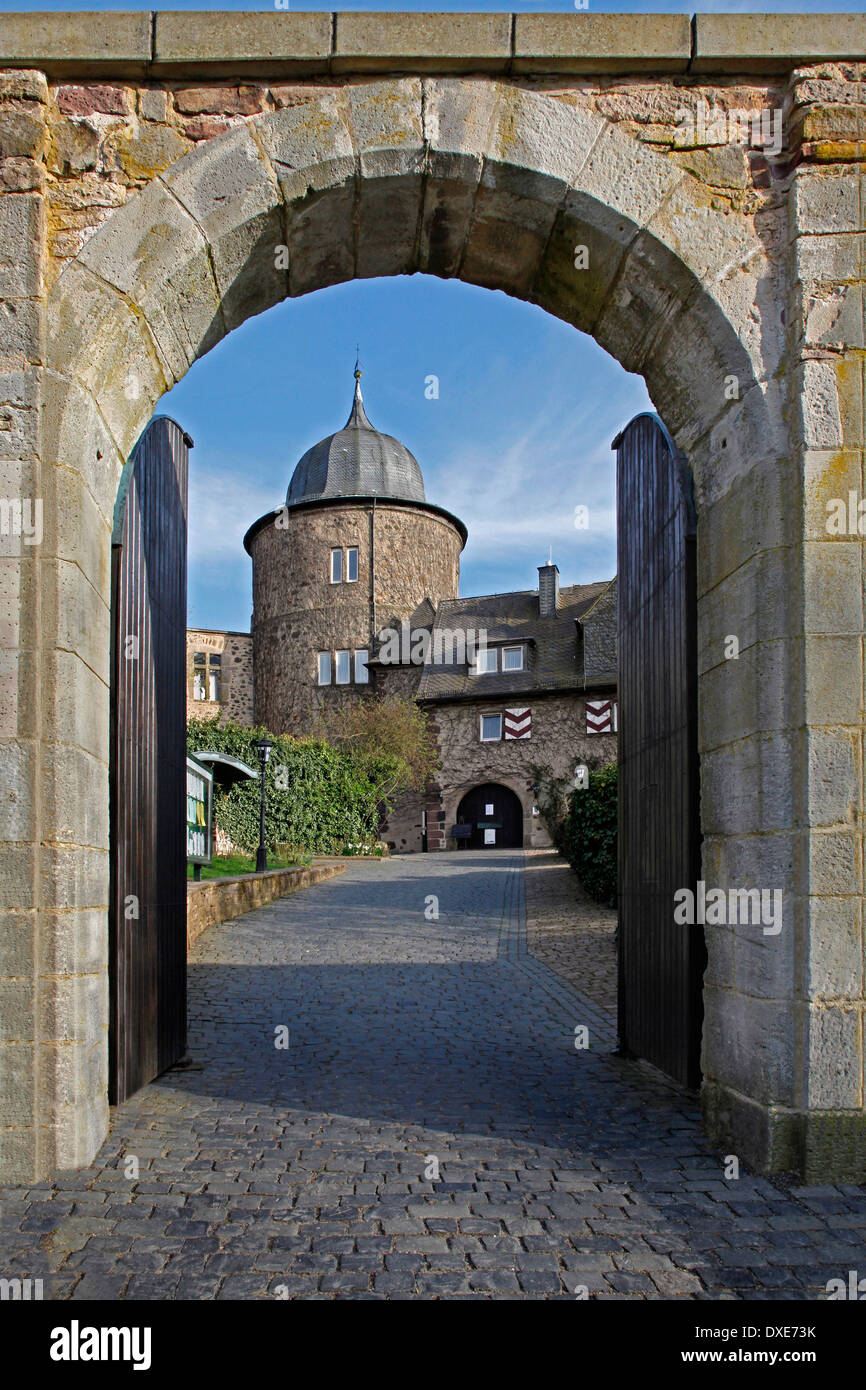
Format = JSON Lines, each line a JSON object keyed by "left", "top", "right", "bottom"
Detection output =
{"left": 502, "top": 645, "right": 523, "bottom": 672}
{"left": 354, "top": 648, "right": 369, "bottom": 684}
{"left": 317, "top": 652, "right": 332, "bottom": 685}
{"left": 347, "top": 547, "right": 359, "bottom": 582}
{"left": 192, "top": 650, "right": 221, "bottom": 702}
{"left": 472, "top": 648, "right": 498, "bottom": 675}
{"left": 335, "top": 650, "right": 351, "bottom": 685}
{"left": 330, "top": 548, "right": 342, "bottom": 583}
{"left": 480, "top": 713, "right": 502, "bottom": 742}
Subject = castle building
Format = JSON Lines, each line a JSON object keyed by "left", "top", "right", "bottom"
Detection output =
{"left": 187, "top": 370, "right": 618, "bottom": 851}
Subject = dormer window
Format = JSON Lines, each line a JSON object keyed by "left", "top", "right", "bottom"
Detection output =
{"left": 503, "top": 645, "right": 524, "bottom": 672}
{"left": 472, "top": 648, "right": 498, "bottom": 676}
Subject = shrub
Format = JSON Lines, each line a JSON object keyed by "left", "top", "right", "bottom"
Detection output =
{"left": 313, "top": 696, "right": 439, "bottom": 801}
{"left": 562, "top": 760, "right": 618, "bottom": 907}
{"left": 187, "top": 716, "right": 386, "bottom": 856}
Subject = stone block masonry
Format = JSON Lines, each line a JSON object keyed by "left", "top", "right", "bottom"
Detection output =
{"left": 0, "top": 12, "right": 864, "bottom": 1183}
{"left": 186, "top": 628, "right": 253, "bottom": 727}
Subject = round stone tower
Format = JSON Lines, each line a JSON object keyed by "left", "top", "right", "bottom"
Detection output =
{"left": 244, "top": 370, "right": 467, "bottom": 735}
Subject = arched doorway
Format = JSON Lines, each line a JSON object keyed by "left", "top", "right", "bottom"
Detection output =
{"left": 456, "top": 784, "right": 523, "bottom": 850}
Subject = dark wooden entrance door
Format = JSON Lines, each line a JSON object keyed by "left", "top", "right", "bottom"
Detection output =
{"left": 456, "top": 783, "right": 523, "bottom": 849}
{"left": 614, "top": 412, "right": 704, "bottom": 1089}
{"left": 109, "top": 416, "right": 192, "bottom": 1104}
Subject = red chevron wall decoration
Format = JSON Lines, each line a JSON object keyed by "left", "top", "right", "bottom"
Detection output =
{"left": 586, "top": 699, "right": 616, "bottom": 734}
{"left": 504, "top": 707, "right": 531, "bottom": 740}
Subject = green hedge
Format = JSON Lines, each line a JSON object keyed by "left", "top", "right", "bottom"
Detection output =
{"left": 561, "top": 760, "right": 618, "bottom": 907}
{"left": 187, "top": 716, "right": 384, "bottom": 856}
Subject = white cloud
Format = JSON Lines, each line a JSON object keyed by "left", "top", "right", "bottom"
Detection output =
{"left": 187, "top": 461, "right": 275, "bottom": 569}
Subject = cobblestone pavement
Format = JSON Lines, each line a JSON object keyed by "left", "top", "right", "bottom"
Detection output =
{"left": 1, "top": 850, "right": 865, "bottom": 1300}
{"left": 525, "top": 848, "right": 617, "bottom": 1015}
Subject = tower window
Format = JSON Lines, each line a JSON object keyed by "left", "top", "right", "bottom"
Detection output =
{"left": 335, "top": 650, "right": 351, "bottom": 685}
{"left": 347, "top": 547, "right": 359, "bottom": 582}
{"left": 330, "top": 548, "right": 342, "bottom": 584}
{"left": 480, "top": 714, "right": 502, "bottom": 742}
{"left": 503, "top": 645, "right": 524, "bottom": 671}
{"left": 318, "top": 652, "right": 332, "bottom": 685}
{"left": 355, "top": 648, "right": 369, "bottom": 684}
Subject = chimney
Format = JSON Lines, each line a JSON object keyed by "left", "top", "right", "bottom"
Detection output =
{"left": 538, "top": 561, "right": 559, "bottom": 618}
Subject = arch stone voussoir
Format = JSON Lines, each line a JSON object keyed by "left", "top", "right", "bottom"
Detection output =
{"left": 75, "top": 178, "right": 225, "bottom": 385}
{"left": 46, "top": 260, "right": 169, "bottom": 454}
{"left": 348, "top": 79, "right": 426, "bottom": 278}
{"left": 257, "top": 94, "right": 357, "bottom": 295}
{"left": 159, "top": 122, "right": 287, "bottom": 334}
{"left": 419, "top": 78, "right": 498, "bottom": 278}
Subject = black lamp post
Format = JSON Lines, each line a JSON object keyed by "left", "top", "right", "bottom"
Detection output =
{"left": 255, "top": 735, "right": 273, "bottom": 873}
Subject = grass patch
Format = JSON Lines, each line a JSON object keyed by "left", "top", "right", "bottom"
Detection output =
{"left": 187, "top": 852, "right": 301, "bottom": 881}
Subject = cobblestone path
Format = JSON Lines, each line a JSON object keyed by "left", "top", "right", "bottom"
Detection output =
{"left": 1, "top": 851, "right": 864, "bottom": 1300}
{"left": 525, "top": 848, "right": 617, "bottom": 1014}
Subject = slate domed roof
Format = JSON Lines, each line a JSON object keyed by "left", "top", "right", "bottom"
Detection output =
{"left": 286, "top": 371, "right": 426, "bottom": 507}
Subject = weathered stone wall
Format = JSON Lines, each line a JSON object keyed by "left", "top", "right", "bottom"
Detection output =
{"left": 1, "top": 11, "right": 865, "bottom": 1181}
{"left": 426, "top": 691, "right": 618, "bottom": 851}
{"left": 379, "top": 785, "right": 426, "bottom": 856}
{"left": 187, "top": 859, "right": 344, "bottom": 948}
{"left": 249, "top": 500, "right": 462, "bottom": 734}
{"left": 185, "top": 627, "right": 253, "bottom": 726}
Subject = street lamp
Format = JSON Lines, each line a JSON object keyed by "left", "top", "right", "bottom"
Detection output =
{"left": 255, "top": 735, "right": 273, "bottom": 873}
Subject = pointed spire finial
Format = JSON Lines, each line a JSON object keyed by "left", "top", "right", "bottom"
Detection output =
{"left": 346, "top": 352, "right": 371, "bottom": 428}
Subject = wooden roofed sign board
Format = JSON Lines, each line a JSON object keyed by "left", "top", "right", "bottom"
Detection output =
{"left": 186, "top": 754, "right": 213, "bottom": 866}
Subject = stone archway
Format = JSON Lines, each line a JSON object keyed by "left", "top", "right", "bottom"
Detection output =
{"left": 443, "top": 771, "right": 534, "bottom": 852}
{"left": 4, "top": 70, "right": 863, "bottom": 1183}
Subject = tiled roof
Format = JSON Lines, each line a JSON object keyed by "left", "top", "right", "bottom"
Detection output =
{"left": 286, "top": 373, "right": 426, "bottom": 508}
{"left": 416, "top": 580, "right": 613, "bottom": 701}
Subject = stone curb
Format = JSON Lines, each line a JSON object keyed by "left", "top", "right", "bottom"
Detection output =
{"left": 186, "top": 860, "right": 345, "bottom": 948}
{"left": 0, "top": 12, "right": 862, "bottom": 78}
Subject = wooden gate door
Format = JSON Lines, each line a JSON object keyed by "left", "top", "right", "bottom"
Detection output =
{"left": 109, "top": 416, "right": 192, "bottom": 1104}
{"left": 456, "top": 784, "right": 523, "bottom": 849}
{"left": 614, "top": 413, "right": 704, "bottom": 1088}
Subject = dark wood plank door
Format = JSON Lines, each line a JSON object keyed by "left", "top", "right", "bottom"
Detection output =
{"left": 614, "top": 412, "right": 704, "bottom": 1089}
{"left": 456, "top": 783, "right": 523, "bottom": 849}
{"left": 109, "top": 416, "right": 191, "bottom": 1104}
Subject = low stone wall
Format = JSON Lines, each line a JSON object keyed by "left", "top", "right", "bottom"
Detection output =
{"left": 187, "top": 861, "right": 345, "bottom": 948}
